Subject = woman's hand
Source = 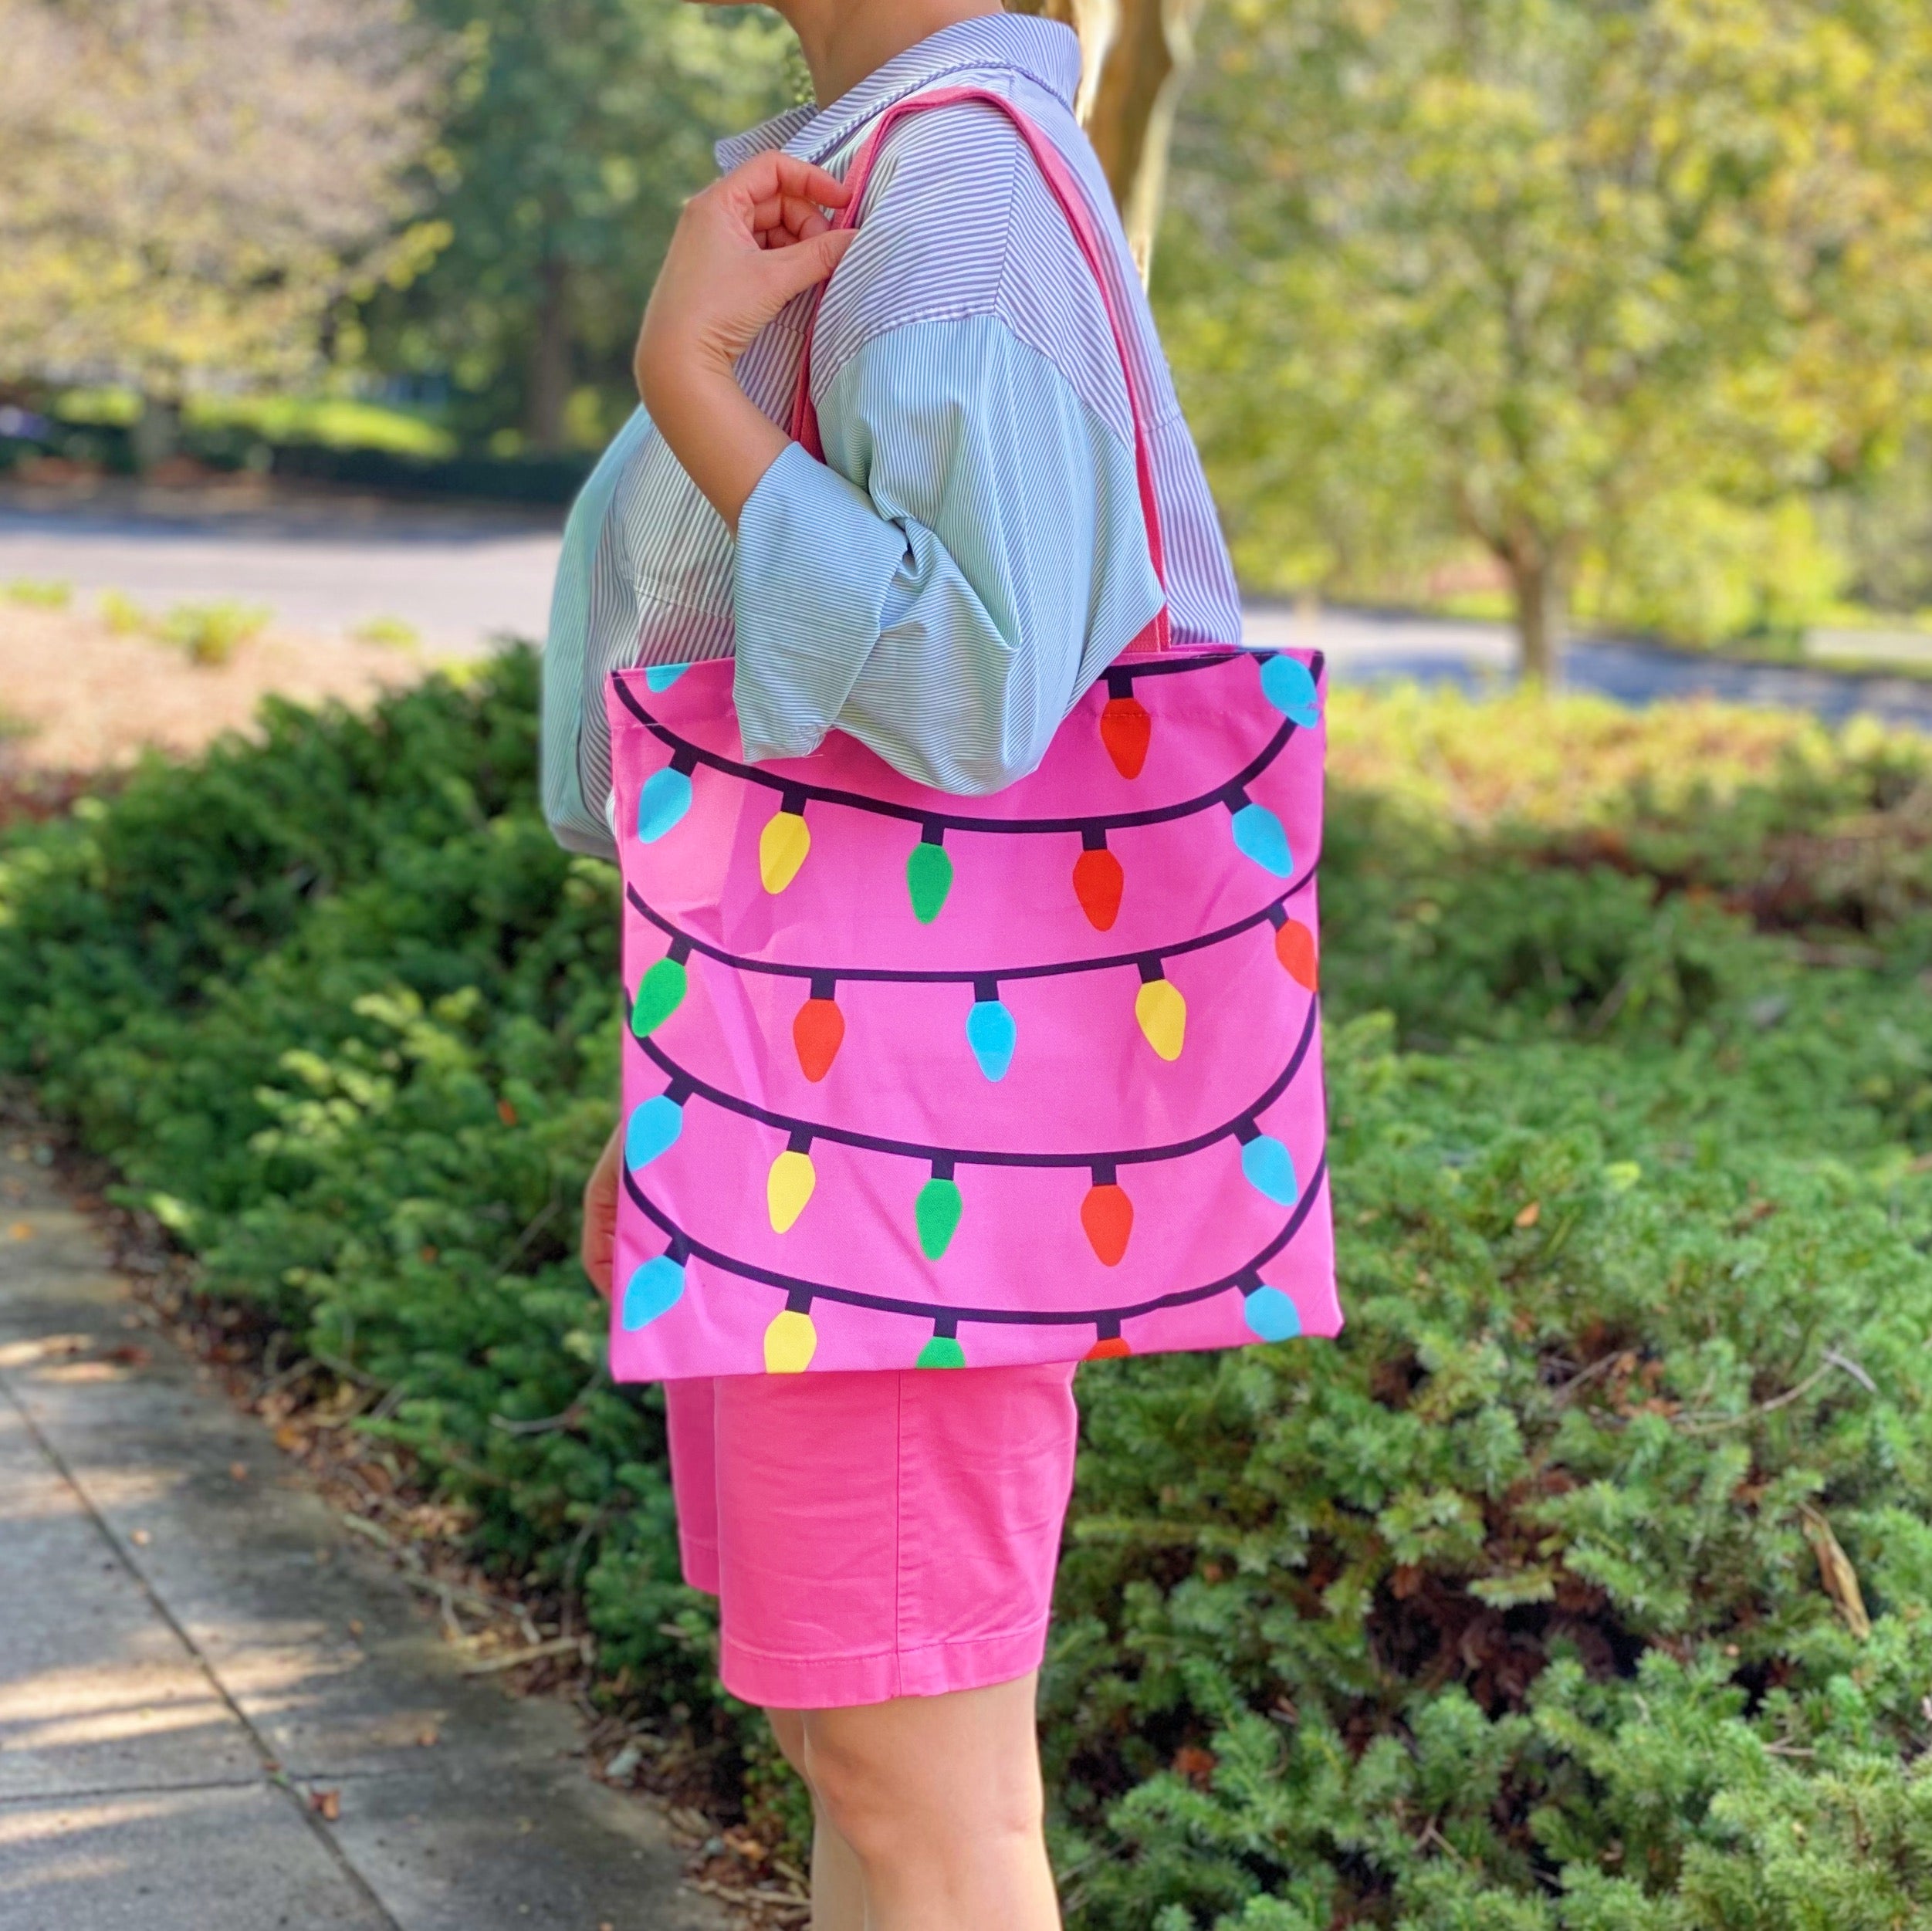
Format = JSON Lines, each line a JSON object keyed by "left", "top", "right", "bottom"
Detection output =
{"left": 635, "top": 152, "right": 856, "bottom": 529}
{"left": 581, "top": 1119, "right": 624, "bottom": 1300}
{"left": 636, "top": 151, "right": 854, "bottom": 389}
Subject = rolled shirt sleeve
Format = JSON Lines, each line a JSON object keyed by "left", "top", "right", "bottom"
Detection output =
{"left": 730, "top": 312, "right": 1163, "bottom": 796}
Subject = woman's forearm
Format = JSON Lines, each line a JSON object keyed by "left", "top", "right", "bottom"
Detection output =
{"left": 643, "top": 366, "right": 792, "bottom": 534}
{"left": 627, "top": 148, "right": 853, "bottom": 532}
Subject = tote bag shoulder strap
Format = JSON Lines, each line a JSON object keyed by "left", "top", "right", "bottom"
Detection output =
{"left": 785, "top": 84, "right": 1171, "bottom": 654}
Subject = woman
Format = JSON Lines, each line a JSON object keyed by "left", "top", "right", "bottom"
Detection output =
{"left": 549, "top": 1, "right": 1244, "bottom": 1924}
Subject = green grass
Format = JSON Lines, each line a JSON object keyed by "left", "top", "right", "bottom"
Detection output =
{"left": 188, "top": 394, "right": 456, "bottom": 462}
{"left": 50, "top": 387, "right": 457, "bottom": 461}
{"left": 5, "top": 580, "right": 72, "bottom": 610}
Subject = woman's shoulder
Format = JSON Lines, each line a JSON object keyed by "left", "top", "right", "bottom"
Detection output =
{"left": 809, "top": 83, "right": 1135, "bottom": 444}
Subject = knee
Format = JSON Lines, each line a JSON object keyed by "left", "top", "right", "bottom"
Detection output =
{"left": 766, "top": 1706, "right": 808, "bottom": 1785}
{"left": 802, "top": 1720, "right": 1041, "bottom": 1869}
{"left": 796, "top": 1733, "right": 903, "bottom": 1863}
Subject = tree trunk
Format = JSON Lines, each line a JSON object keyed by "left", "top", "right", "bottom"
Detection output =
{"left": 130, "top": 395, "right": 182, "bottom": 475}
{"left": 1507, "top": 546, "right": 1567, "bottom": 688}
{"left": 1027, "top": 0, "right": 1206, "bottom": 276}
{"left": 523, "top": 257, "right": 572, "bottom": 454}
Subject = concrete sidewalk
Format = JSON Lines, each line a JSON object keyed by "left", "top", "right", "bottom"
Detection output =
{"left": 0, "top": 1141, "right": 720, "bottom": 1931}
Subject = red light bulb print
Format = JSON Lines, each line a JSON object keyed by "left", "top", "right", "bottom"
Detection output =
{"left": 1099, "top": 696, "right": 1151, "bottom": 780}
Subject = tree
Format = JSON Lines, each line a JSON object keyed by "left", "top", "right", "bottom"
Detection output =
{"left": 1159, "top": 0, "right": 1932, "bottom": 679}
{"left": 0, "top": 0, "right": 446, "bottom": 439}
{"left": 371, "top": 0, "right": 793, "bottom": 452}
{"left": 1022, "top": 0, "right": 1210, "bottom": 275}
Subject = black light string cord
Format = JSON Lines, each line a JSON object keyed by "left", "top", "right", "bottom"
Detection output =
{"left": 624, "top": 865, "right": 1316, "bottom": 989}
{"left": 625, "top": 993, "right": 1321, "bottom": 1172}
{"left": 620, "top": 1153, "right": 1328, "bottom": 1332}
{"left": 612, "top": 679, "right": 1305, "bottom": 837}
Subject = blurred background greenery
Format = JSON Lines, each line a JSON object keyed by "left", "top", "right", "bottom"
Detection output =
{"left": 4, "top": 0, "right": 1932, "bottom": 668}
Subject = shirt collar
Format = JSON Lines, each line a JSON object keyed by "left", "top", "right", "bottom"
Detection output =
{"left": 714, "top": 14, "right": 1081, "bottom": 174}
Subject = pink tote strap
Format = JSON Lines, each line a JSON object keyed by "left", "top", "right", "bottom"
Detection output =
{"left": 785, "top": 85, "right": 1171, "bottom": 653}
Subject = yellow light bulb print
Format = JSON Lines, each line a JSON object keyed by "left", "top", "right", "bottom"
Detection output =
{"left": 764, "top": 1307, "right": 818, "bottom": 1374}
{"left": 1134, "top": 977, "right": 1186, "bottom": 1061}
{"left": 766, "top": 1148, "right": 817, "bottom": 1233}
{"left": 759, "top": 809, "right": 811, "bottom": 893}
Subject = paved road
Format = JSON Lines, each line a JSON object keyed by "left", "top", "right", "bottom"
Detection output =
{"left": 0, "top": 1134, "right": 719, "bottom": 1931}
{"left": 1241, "top": 603, "right": 1932, "bottom": 732}
{"left": 10, "top": 488, "right": 1932, "bottom": 729}
{"left": 0, "top": 492, "right": 563, "bottom": 658}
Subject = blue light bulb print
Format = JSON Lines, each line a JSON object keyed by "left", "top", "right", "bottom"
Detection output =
{"left": 621, "top": 1256, "right": 686, "bottom": 1331}
{"left": 637, "top": 765, "right": 692, "bottom": 842}
{"left": 624, "top": 1094, "right": 684, "bottom": 1170}
{"left": 966, "top": 992, "right": 1016, "bottom": 1082}
{"left": 1243, "top": 1284, "right": 1301, "bottom": 1342}
{"left": 1240, "top": 1133, "right": 1298, "bottom": 1205}
{"left": 1260, "top": 654, "right": 1321, "bottom": 727}
{"left": 1230, "top": 799, "right": 1293, "bottom": 878}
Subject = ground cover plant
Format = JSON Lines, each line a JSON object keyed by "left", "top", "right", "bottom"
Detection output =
{"left": 5, "top": 651, "right": 1932, "bottom": 1926}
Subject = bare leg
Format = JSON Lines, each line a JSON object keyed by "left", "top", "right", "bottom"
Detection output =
{"left": 768, "top": 1706, "right": 868, "bottom": 1931}
{"left": 800, "top": 1673, "right": 1060, "bottom": 1931}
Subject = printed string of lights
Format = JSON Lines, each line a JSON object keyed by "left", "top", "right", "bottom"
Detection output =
{"left": 616, "top": 651, "right": 1321, "bottom": 927}
{"left": 618, "top": 1153, "right": 1328, "bottom": 1371}
{"left": 635, "top": 644, "right": 1311, "bottom": 695}
{"left": 624, "top": 993, "right": 1320, "bottom": 1263}
{"left": 627, "top": 868, "right": 1318, "bottom": 1078}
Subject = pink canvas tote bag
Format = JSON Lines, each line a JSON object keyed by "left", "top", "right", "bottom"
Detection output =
{"left": 604, "top": 86, "right": 1338, "bottom": 1380}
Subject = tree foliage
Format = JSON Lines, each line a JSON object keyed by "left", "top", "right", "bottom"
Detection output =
{"left": 1160, "top": 0, "right": 1932, "bottom": 675}
{"left": 0, "top": 0, "right": 445, "bottom": 403}
{"left": 367, "top": 0, "right": 793, "bottom": 451}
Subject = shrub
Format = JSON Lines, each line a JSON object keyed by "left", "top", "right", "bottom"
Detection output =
{"left": 156, "top": 600, "right": 272, "bottom": 665}
{"left": 5, "top": 651, "right": 1932, "bottom": 1924}
{"left": 5, "top": 577, "right": 71, "bottom": 609}
{"left": 98, "top": 589, "right": 148, "bottom": 634}
{"left": 350, "top": 614, "right": 421, "bottom": 649}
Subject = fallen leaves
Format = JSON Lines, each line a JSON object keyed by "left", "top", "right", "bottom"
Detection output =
{"left": 458, "top": 1633, "right": 591, "bottom": 1676}
{"left": 1799, "top": 1504, "right": 1872, "bottom": 1639}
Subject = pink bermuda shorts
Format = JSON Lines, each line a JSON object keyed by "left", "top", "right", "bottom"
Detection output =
{"left": 664, "top": 1363, "right": 1080, "bottom": 1709}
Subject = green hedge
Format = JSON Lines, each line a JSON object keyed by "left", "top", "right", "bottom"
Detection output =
{"left": 2, "top": 410, "right": 594, "bottom": 502}
{"left": 6, "top": 652, "right": 1932, "bottom": 1926}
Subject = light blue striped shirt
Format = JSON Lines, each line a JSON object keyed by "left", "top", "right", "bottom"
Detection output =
{"left": 540, "top": 14, "right": 1240, "bottom": 857}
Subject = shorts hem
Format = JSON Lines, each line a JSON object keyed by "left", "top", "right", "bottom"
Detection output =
{"left": 719, "top": 1618, "right": 1050, "bottom": 1710}
{"left": 680, "top": 1534, "right": 720, "bottom": 1597}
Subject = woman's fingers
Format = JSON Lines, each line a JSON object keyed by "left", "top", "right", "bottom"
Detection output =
{"left": 782, "top": 196, "right": 833, "bottom": 238}
{"left": 752, "top": 225, "right": 858, "bottom": 299}
{"left": 754, "top": 201, "right": 834, "bottom": 249}
{"left": 728, "top": 151, "right": 850, "bottom": 239}
{"left": 580, "top": 1121, "right": 624, "bottom": 1299}
{"left": 746, "top": 192, "right": 841, "bottom": 245}
{"left": 761, "top": 150, "right": 851, "bottom": 209}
